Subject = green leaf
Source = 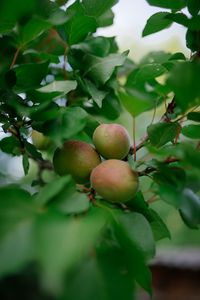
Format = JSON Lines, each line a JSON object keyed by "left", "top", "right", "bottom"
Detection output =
{"left": 14, "top": 61, "right": 49, "bottom": 91}
{"left": 186, "top": 29, "right": 200, "bottom": 52}
{"left": 42, "top": 107, "right": 88, "bottom": 145}
{"left": 147, "top": 122, "right": 180, "bottom": 148}
{"left": 166, "top": 13, "right": 189, "bottom": 27}
{"left": 37, "top": 80, "right": 77, "bottom": 97}
{"left": 95, "top": 245, "right": 134, "bottom": 300}
{"left": 134, "top": 63, "right": 167, "bottom": 82}
{"left": 64, "top": 2, "right": 97, "bottom": 45}
{"left": 19, "top": 17, "right": 51, "bottom": 45}
{"left": 53, "top": 191, "right": 90, "bottom": 215}
{"left": 82, "top": 0, "right": 118, "bottom": 17}
{"left": 187, "top": 112, "right": 200, "bottom": 122}
{"left": 182, "top": 124, "right": 200, "bottom": 139}
{"left": 35, "top": 176, "right": 74, "bottom": 206}
{"left": 83, "top": 51, "right": 128, "bottom": 85}
{"left": 119, "top": 212, "right": 155, "bottom": 259}
{"left": 84, "top": 79, "right": 107, "bottom": 107}
{"left": 119, "top": 88, "right": 158, "bottom": 117}
{"left": 36, "top": 208, "right": 107, "bottom": 286}
{"left": 22, "top": 153, "right": 29, "bottom": 175}
{"left": 146, "top": 0, "right": 187, "bottom": 9}
{"left": 187, "top": 0, "right": 200, "bottom": 16}
{"left": 179, "top": 188, "right": 200, "bottom": 228}
{"left": 167, "top": 62, "right": 200, "bottom": 112}
{"left": 148, "top": 209, "right": 171, "bottom": 241}
{"left": 0, "top": 219, "right": 34, "bottom": 276}
{"left": 0, "top": 136, "right": 21, "bottom": 156}
{"left": 0, "top": 185, "right": 36, "bottom": 240}
{"left": 142, "top": 12, "right": 172, "bottom": 36}
{"left": 114, "top": 215, "right": 152, "bottom": 295}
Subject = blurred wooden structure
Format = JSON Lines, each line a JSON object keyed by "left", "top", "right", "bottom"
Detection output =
{"left": 140, "top": 248, "right": 200, "bottom": 300}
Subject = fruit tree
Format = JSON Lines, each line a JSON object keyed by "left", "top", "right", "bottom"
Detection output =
{"left": 0, "top": 0, "right": 200, "bottom": 299}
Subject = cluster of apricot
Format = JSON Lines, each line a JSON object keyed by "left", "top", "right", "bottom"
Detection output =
{"left": 53, "top": 124, "right": 139, "bottom": 203}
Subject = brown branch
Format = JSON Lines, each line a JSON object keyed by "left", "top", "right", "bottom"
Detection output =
{"left": 10, "top": 47, "right": 21, "bottom": 69}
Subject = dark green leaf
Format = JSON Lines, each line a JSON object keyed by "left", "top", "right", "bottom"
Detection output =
{"left": 82, "top": 0, "right": 118, "bottom": 17}
{"left": 147, "top": 122, "right": 180, "bottom": 148}
{"left": 186, "top": 29, "right": 200, "bottom": 52}
{"left": 146, "top": 0, "right": 187, "bottom": 9}
{"left": 64, "top": 2, "right": 97, "bottom": 45}
{"left": 19, "top": 17, "right": 51, "bottom": 45}
{"left": 142, "top": 12, "right": 172, "bottom": 36}
{"left": 0, "top": 136, "right": 21, "bottom": 156}
{"left": 167, "top": 62, "right": 200, "bottom": 112}
{"left": 182, "top": 124, "right": 200, "bottom": 139}
{"left": 187, "top": 0, "right": 200, "bottom": 16}
{"left": 14, "top": 61, "right": 49, "bottom": 90}
{"left": 42, "top": 107, "right": 88, "bottom": 145}
{"left": 166, "top": 13, "right": 189, "bottom": 27}
{"left": 187, "top": 112, "right": 200, "bottom": 122}
{"left": 22, "top": 153, "right": 29, "bottom": 175}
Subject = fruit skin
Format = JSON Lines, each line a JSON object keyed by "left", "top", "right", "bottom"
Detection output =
{"left": 90, "top": 159, "right": 139, "bottom": 203}
{"left": 53, "top": 140, "right": 101, "bottom": 184}
{"left": 93, "top": 123, "right": 130, "bottom": 159}
{"left": 32, "top": 130, "right": 52, "bottom": 150}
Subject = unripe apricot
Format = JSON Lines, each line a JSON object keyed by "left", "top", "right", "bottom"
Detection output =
{"left": 32, "top": 130, "right": 52, "bottom": 150}
{"left": 93, "top": 123, "right": 130, "bottom": 159}
{"left": 53, "top": 140, "right": 101, "bottom": 184}
{"left": 90, "top": 159, "right": 139, "bottom": 203}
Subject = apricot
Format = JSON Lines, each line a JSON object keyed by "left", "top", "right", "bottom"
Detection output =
{"left": 90, "top": 159, "right": 139, "bottom": 203}
{"left": 53, "top": 140, "right": 101, "bottom": 183}
{"left": 92, "top": 123, "right": 130, "bottom": 159}
{"left": 32, "top": 130, "right": 52, "bottom": 150}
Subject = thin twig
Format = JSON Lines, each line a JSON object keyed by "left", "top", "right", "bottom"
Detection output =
{"left": 10, "top": 47, "right": 21, "bottom": 69}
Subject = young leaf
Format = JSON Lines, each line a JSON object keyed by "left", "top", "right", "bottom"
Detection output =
{"left": 142, "top": 12, "right": 172, "bottom": 36}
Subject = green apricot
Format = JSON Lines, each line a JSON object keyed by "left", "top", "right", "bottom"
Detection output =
{"left": 32, "top": 130, "right": 52, "bottom": 150}
{"left": 93, "top": 123, "right": 130, "bottom": 159}
{"left": 90, "top": 159, "right": 139, "bottom": 203}
{"left": 53, "top": 140, "right": 101, "bottom": 184}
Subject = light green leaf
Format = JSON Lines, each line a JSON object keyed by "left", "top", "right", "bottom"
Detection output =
{"left": 84, "top": 79, "right": 107, "bottom": 107}
{"left": 119, "top": 88, "right": 158, "bottom": 117}
{"left": 135, "top": 63, "right": 167, "bottom": 82}
{"left": 83, "top": 51, "right": 128, "bottom": 85}
{"left": 37, "top": 80, "right": 77, "bottom": 97}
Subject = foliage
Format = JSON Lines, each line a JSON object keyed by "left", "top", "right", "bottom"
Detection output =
{"left": 0, "top": 0, "right": 200, "bottom": 299}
